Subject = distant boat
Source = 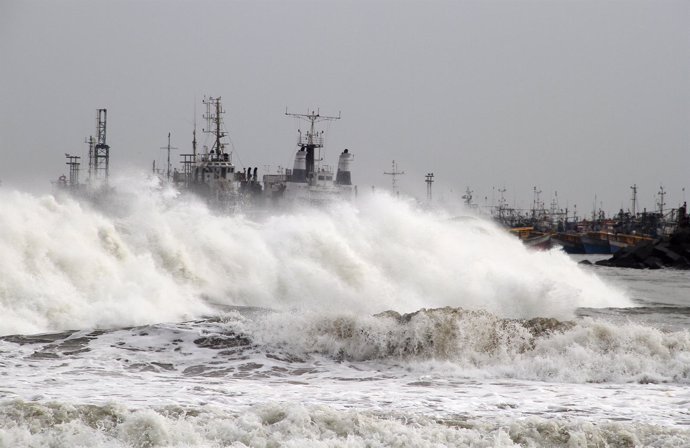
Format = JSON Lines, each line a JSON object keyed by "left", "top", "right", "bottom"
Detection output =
{"left": 553, "top": 233, "right": 585, "bottom": 254}
{"left": 607, "top": 233, "right": 654, "bottom": 253}
{"left": 608, "top": 238, "right": 627, "bottom": 254}
{"left": 508, "top": 227, "right": 555, "bottom": 250}
{"left": 581, "top": 232, "right": 611, "bottom": 254}
{"left": 523, "top": 232, "right": 553, "bottom": 250}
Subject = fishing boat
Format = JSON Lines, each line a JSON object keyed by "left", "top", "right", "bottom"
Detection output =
{"left": 607, "top": 233, "right": 654, "bottom": 253}
{"left": 581, "top": 232, "right": 611, "bottom": 254}
{"left": 508, "top": 227, "right": 555, "bottom": 250}
{"left": 523, "top": 232, "right": 554, "bottom": 250}
{"left": 552, "top": 232, "right": 585, "bottom": 254}
{"left": 170, "top": 96, "right": 262, "bottom": 210}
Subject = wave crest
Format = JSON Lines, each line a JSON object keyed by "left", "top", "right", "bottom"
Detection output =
{"left": 1, "top": 400, "right": 688, "bottom": 448}
{"left": 239, "top": 307, "right": 690, "bottom": 383}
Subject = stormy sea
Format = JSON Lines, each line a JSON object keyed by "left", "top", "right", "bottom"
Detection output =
{"left": 1, "top": 177, "right": 689, "bottom": 447}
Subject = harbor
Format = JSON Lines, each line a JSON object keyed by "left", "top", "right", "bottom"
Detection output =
{"left": 52, "top": 101, "right": 688, "bottom": 266}
{"left": 3, "top": 1, "right": 689, "bottom": 446}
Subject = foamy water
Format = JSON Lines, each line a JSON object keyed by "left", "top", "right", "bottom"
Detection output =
{"left": 0, "top": 177, "right": 628, "bottom": 335}
{"left": 2, "top": 177, "right": 688, "bottom": 447}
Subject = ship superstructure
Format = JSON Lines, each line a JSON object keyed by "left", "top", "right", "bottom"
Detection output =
{"left": 261, "top": 109, "right": 355, "bottom": 205}
{"left": 171, "top": 96, "right": 261, "bottom": 208}
{"left": 55, "top": 99, "right": 355, "bottom": 211}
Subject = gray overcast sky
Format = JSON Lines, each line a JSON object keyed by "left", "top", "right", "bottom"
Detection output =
{"left": 1, "top": 0, "right": 688, "bottom": 215}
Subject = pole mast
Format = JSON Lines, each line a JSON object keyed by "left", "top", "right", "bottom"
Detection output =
{"left": 159, "top": 132, "right": 178, "bottom": 182}
{"left": 384, "top": 160, "right": 405, "bottom": 196}
{"left": 631, "top": 184, "right": 638, "bottom": 216}
{"left": 425, "top": 172, "right": 434, "bottom": 203}
{"left": 203, "top": 96, "right": 227, "bottom": 157}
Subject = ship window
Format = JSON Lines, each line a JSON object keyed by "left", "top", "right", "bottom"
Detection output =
{"left": 318, "top": 175, "right": 325, "bottom": 180}
{"left": 326, "top": 176, "right": 332, "bottom": 181}
{"left": 221, "top": 167, "right": 227, "bottom": 178}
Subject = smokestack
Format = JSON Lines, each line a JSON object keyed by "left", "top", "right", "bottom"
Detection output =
{"left": 291, "top": 146, "right": 307, "bottom": 183}
{"left": 305, "top": 144, "right": 315, "bottom": 182}
{"left": 335, "top": 149, "right": 353, "bottom": 185}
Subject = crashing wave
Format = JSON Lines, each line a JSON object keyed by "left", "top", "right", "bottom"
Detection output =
{"left": 0, "top": 400, "right": 688, "bottom": 448}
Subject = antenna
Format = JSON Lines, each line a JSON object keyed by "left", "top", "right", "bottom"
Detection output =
{"left": 384, "top": 160, "right": 405, "bottom": 195}
{"left": 160, "top": 132, "right": 178, "bottom": 182}
{"left": 657, "top": 185, "right": 666, "bottom": 215}
{"left": 285, "top": 108, "right": 341, "bottom": 173}
{"left": 498, "top": 187, "right": 507, "bottom": 208}
{"left": 92, "top": 109, "right": 110, "bottom": 186}
{"left": 425, "top": 172, "right": 434, "bottom": 202}
{"left": 65, "top": 154, "right": 81, "bottom": 188}
{"left": 84, "top": 136, "right": 95, "bottom": 182}
{"left": 193, "top": 97, "right": 197, "bottom": 159}
{"left": 462, "top": 187, "right": 473, "bottom": 206}
{"left": 630, "top": 184, "right": 637, "bottom": 216}
{"left": 532, "top": 186, "right": 542, "bottom": 219}
{"left": 203, "top": 96, "right": 227, "bottom": 155}
{"left": 285, "top": 108, "right": 342, "bottom": 140}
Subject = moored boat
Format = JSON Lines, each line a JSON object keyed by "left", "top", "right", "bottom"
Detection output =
{"left": 523, "top": 232, "right": 554, "bottom": 250}
{"left": 581, "top": 232, "right": 611, "bottom": 254}
{"left": 553, "top": 232, "right": 586, "bottom": 254}
{"left": 508, "top": 227, "right": 555, "bottom": 250}
{"left": 607, "top": 233, "right": 654, "bottom": 253}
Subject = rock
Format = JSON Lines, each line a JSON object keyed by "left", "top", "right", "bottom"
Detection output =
{"left": 193, "top": 334, "right": 251, "bottom": 349}
{"left": 597, "top": 228, "right": 690, "bottom": 270}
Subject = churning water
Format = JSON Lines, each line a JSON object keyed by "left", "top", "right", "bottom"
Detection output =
{"left": 1, "top": 176, "right": 688, "bottom": 447}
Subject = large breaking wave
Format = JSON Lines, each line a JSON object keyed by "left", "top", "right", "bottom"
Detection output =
{"left": 0, "top": 174, "right": 630, "bottom": 335}
{"left": 227, "top": 307, "right": 690, "bottom": 384}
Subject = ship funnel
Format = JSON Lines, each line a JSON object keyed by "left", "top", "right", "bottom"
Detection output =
{"left": 335, "top": 148, "right": 353, "bottom": 185}
{"left": 291, "top": 146, "right": 307, "bottom": 183}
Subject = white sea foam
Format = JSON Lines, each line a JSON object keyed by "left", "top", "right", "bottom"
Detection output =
{"left": 225, "top": 307, "right": 690, "bottom": 384}
{"left": 1, "top": 400, "right": 688, "bottom": 448}
{"left": 0, "top": 174, "right": 630, "bottom": 336}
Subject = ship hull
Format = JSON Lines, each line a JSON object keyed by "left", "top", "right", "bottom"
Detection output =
{"left": 581, "top": 235, "right": 611, "bottom": 254}
{"left": 523, "top": 233, "right": 553, "bottom": 250}
{"left": 609, "top": 239, "right": 627, "bottom": 253}
{"left": 553, "top": 233, "right": 585, "bottom": 254}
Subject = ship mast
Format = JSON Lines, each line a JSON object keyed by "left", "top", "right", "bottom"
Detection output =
{"left": 384, "top": 160, "right": 405, "bottom": 196}
{"left": 657, "top": 185, "right": 666, "bottom": 216}
{"left": 425, "top": 172, "right": 434, "bottom": 203}
{"left": 286, "top": 108, "right": 341, "bottom": 171}
{"left": 159, "top": 132, "right": 178, "bottom": 182}
{"left": 630, "top": 184, "right": 638, "bottom": 216}
{"left": 203, "top": 96, "right": 228, "bottom": 156}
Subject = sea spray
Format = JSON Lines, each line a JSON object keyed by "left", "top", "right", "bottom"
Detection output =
{"left": 0, "top": 174, "right": 630, "bottom": 336}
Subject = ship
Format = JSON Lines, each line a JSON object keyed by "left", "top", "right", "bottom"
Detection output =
{"left": 168, "top": 99, "right": 355, "bottom": 209}
{"left": 261, "top": 109, "right": 355, "bottom": 205}
{"left": 54, "top": 101, "right": 356, "bottom": 212}
{"left": 580, "top": 232, "right": 612, "bottom": 254}
{"left": 552, "top": 232, "right": 586, "bottom": 254}
{"left": 607, "top": 233, "right": 654, "bottom": 253}
{"left": 508, "top": 227, "right": 555, "bottom": 250}
{"left": 170, "top": 96, "right": 262, "bottom": 210}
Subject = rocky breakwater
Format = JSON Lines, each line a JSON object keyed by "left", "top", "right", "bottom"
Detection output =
{"left": 596, "top": 227, "right": 690, "bottom": 270}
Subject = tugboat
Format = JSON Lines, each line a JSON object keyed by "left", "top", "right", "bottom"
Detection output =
{"left": 171, "top": 96, "right": 262, "bottom": 209}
